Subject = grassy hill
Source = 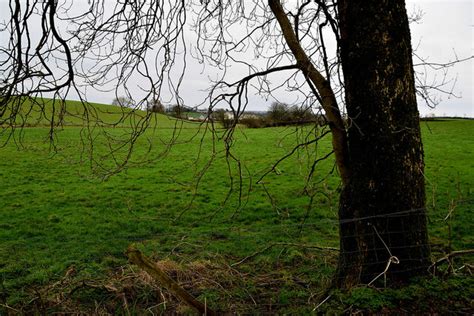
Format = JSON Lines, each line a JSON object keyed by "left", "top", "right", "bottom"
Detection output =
{"left": 0, "top": 100, "right": 472, "bottom": 313}
{"left": 1, "top": 97, "right": 191, "bottom": 129}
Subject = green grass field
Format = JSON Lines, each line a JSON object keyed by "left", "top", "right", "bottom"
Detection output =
{"left": 0, "top": 100, "right": 472, "bottom": 313}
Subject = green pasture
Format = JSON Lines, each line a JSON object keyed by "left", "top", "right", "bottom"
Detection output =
{"left": 1, "top": 97, "right": 152, "bottom": 127}
{"left": 0, "top": 99, "right": 472, "bottom": 312}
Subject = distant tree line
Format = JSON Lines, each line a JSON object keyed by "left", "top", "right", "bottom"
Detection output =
{"left": 147, "top": 98, "right": 165, "bottom": 113}
{"left": 112, "top": 96, "right": 188, "bottom": 118}
{"left": 239, "top": 102, "right": 326, "bottom": 128}
{"left": 112, "top": 97, "right": 326, "bottom": 128}
{"left": 111, "top": 96, "right": 134, "bottom": 108}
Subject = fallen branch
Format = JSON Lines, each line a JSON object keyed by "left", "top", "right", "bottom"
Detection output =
{"left": 431, "top": 249, "right": 474, "bottom": 269}
{"left": 126, "top": 246, "right": 217, "bottom": 316}
{"left": 231, "top": 242, "right": 339, "bottom": 267}
{"left": 0, "top": 303, "right": 21, "bottom": 314}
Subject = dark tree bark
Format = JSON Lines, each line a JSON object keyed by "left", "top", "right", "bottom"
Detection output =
{"left": 336, "top": 0, "right": 431, "bottom": 287}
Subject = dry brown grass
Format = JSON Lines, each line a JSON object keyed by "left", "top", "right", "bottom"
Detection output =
{"left": 15, "top": 252, "right": 332, "bottom": 315}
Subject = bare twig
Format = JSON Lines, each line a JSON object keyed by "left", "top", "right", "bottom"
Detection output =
{"left": 231, "top": 242, "right": 339, "bottom": 267}
{"left": 313, "top": 294, "right": 332, "bottom": 312}
{"left": 0, "top": 303, "right": 21, "bottom": 313}
{"left": 430, "top": 249, "right": 474, "bottom": 271}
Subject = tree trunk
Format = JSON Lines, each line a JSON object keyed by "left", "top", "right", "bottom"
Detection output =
{"left": 336, "top": 0, "right": 431, "bottom": 288}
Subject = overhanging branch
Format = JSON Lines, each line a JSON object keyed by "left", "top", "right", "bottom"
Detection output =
{"left": 268, "top": 0, "right": 351, "bottom": 185}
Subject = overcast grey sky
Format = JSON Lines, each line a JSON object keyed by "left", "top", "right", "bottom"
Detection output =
{"left": 407, "top": 0, "right": 473, "bottom": 117}
{"left": 0, "top": 0, "right": 472, "bottom": 116}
